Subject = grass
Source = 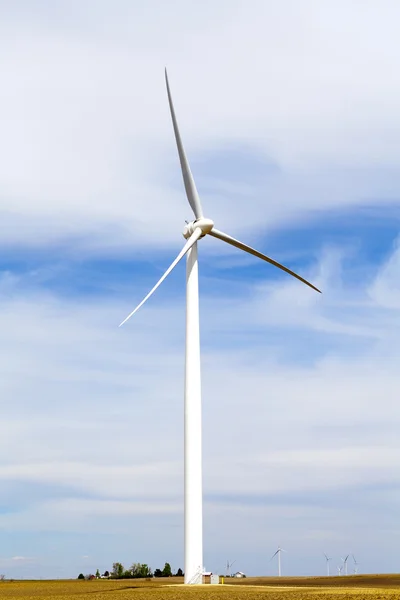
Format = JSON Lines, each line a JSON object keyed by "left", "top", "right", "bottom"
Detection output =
{"left": 0, "top": 575, "right": 399, "bottom": 600}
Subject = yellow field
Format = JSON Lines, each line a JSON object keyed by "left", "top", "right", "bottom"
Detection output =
{"left": 0, "top": 576, "right": 399, "bottom": 600}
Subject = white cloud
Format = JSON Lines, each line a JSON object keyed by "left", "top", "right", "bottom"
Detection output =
{"left": 1, "top": 1, "right": 400, "bottom": 250}
{"left": 368, "top": 237, "right": 400, "bottom": 309}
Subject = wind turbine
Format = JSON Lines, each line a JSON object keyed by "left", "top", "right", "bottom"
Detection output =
{"left": 323, "top": 553, "right": 332, "bottom": 576}
{"left": 337, "top": 565, "right": 343, "bottom": 576}
{"left": 119, "top": 69, "right": 321, "bottom": 585}
{"left": 270, "top": 547, "right": 286, "bottom": 577}
{"left": 352, "top": 555, "right": 359, "bottom": 575}
{"left": 226, "top": 559, "right": 236, "bottom": 578}
{"left": 341, "top": 555, "right": 349, "bottom": 576}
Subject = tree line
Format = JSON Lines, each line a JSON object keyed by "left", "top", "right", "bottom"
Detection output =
{"left": 78, "top": 562, "right": 183, "bottom": 580}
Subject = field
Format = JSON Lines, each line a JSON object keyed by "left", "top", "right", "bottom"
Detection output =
{"left": 1, "top": 576, "right": 400, "bottom": 600}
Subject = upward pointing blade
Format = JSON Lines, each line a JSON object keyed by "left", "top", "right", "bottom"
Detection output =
{"left": 209, "top": 228, "right": 321, "bottom": 293}
{"left": 119, "top": 228, "right": 202, "bottom": 327}
{"left": 165, "top": 69, "right": 203, "bottom": 220}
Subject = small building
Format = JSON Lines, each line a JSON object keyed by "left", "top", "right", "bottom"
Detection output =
{"left": 233, "top": 571, "right": 246, "bottom": 578}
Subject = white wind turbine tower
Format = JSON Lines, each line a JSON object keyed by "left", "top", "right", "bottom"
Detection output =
{"left": 270, "top": 547, "right": 286, "bottom": 577}
{"left": 341, "top": 555, "right": 349, "bottom": 576}
{"left": 323, "top": 553, "right": 332, "bottom": 576}
{"left": 119, "top": 70, "right": 321, "bottom": 585}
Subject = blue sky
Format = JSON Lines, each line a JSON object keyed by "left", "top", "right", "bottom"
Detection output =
{"left": 1, "top": 0, "right": 400, "bottom": 580}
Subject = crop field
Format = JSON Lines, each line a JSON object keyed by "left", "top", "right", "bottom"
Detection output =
{"left": 227, "top": 574, "right": 400, "bottom": 588}
{"left": 0, "top": 576, "right": 400, "bottom": 600}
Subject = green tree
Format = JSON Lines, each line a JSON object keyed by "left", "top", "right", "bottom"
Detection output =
{"left": 140, "top": 564, "right": 152, "bottom": 578}
{"left": 162, "top": 563, "right": 172, "bottom": 577}
{"left": 112, "top": 562, "right": 125, "bottom": 579}
{"left": 154, "top": 568, "right": 162, "bottom": 577}
{"left": 176, "top": 568, "right": 183, "bottom": 577}
{"left": 95, "top": 569, "right": 100, "bottom": 579}
{"left": 130, "top": 563, "right": 152, "bottom": 578}
{"left": 130, "top": 563, "right": 141, "bottom": 578}
{"left": 77, "top": 573, "right": 85, "bottom": 580}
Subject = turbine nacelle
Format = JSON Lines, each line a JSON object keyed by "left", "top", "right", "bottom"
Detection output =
{"left": 183, "top": 218, "right": 214, "bottom": 239}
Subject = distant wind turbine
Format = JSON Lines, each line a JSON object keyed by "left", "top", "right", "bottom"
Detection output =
{"left": 341, "top": 555, "right": 349, "bottom": 576}
{"left": 270, "top": 547, "right": 286, "bottom": 577}
{"left": 337, "top": 565, "right": 343, "bottom": 576}
{"left": 352, "top": 555, "right": 359, "bottom": 575}
{"left": 323, "top": 553, "right": 332, "bottom": 576}
{"left": 119, "top": 70, "right": 321, "bottom": 585}
{"left": 226, "top": 560, "right": 236, "bottom": 578}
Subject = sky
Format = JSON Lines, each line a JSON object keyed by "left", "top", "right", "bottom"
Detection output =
{"left": 0, "top": 0, "right": 400, "bottom": 579}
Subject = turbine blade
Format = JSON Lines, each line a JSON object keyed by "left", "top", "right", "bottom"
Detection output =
{"left": 209, "top": 228, "right": 321, "bottom": 293}
{"left": 119, "top": 228, "right": 202, "bottom": 327}
{"left": 270, "top": 550, "right": 279, "bottom": 560}
{"left": 165, "top": 69, "right": 203, "bottom": 219}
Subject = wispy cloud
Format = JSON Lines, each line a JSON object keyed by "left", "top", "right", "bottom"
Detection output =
{"left": 1, "top": 2, "right": 400, "bottom": 252}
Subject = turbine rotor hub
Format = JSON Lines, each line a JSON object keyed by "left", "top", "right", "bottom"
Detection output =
{"left": 183, "top": 218, "right": 214, "bottom": 239}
